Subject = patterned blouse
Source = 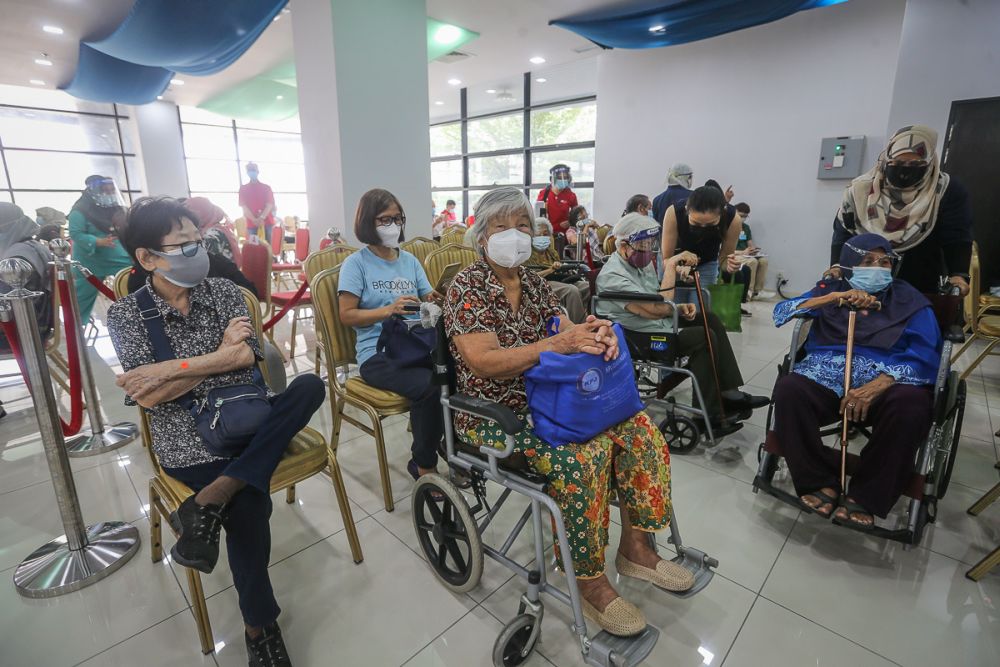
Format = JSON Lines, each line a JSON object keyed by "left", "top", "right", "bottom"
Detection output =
{"left": 443, "top": 259, "right": 562, "bottom": 435}
{"left": 107, "top": 277, "right": 264, "bottom": 469}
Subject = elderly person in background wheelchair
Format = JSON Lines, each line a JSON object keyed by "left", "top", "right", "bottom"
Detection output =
{"left": 529, "top": 217, "right": 589, "bottom": 323}
{"left": 444, "top": 186, "right": 693, "bottom": 638}
{"left": 771, "top": 233, "right": 941, "bottom": 529}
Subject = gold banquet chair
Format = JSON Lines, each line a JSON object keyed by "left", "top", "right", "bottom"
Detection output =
{"left": 423, "top": 242, "right": 477, "bottom": 291}
{"left": 400, "top": 236, "right": 439, "bottom": 266}
{"left": 112, "top": 277, "right": 362, "bottom": 654}
{"left": 951, "top": 243, "right": 1000, "bottom": 380}
{"left": 303, "top": 243, "right": 358, "bottom": 373}
{"left": 439, "top": 226, "right": 466, "bottom": 247}
{"left": 312, "top": 265, "right": 410, "bottom": 512}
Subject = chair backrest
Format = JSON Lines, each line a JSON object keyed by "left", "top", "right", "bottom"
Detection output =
{"left": 284, "top": 216, "right": 298, "bottom": 233}
{"left": 311, "top": 266, "right": 357, "bottom": 391}
{"left": 400, "top": 237, "right": 439, "bottom": 266}
{"left": 240, "top": 286, "right": 271, "bottom": 388}
{"left": 596, "top": 224, "right": 612, "bottom": 244}
{"left": 424, "top": 243, "right": 478, "bottom": 289}
{"left": 319, "top": 238, "right": 333, "bottom": 250}
{"left": 241, "top": 241, "right": 272, "bottom": 306}
{"left": 603, "top": 234, "right": 617, "bottom": 256}
{"left": 303, "top": 244, "right": 357, "bottom": 284}
{"left": 966, "top": 241, "right": 980, "bottom": 325}
{"left": 271, "top": 227, "right": 283, "bottom": 256}
{"left": 295, "top": 228, "right": 311, "bottom": 262}
{"left": 112, "top": 267, "right": 132, "bottom": 299}
{"left": 440, "top": 227, "right": 466, "bottom": 246}
{"left": 234, "top": 217, "right": 248, "bottom": 242}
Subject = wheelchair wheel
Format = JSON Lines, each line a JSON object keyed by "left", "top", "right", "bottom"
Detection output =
{"left": 935, "top": 378, "right": 966, "bottom": 500}
{"left": 659, "top": 415, "right": 700, "bottom": 453}
{"left": 492, "top": 614, "right": 538, "bottom": 667}
{"left": 412, "top": 474, "right": 483, "bottom": 594}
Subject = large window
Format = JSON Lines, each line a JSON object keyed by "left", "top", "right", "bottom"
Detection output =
{"left": 179, "top": 107, "right": 308, "bottom": 222}
{"left": 0, "top": 84, "right": 144, "bottom": 215}
{"left": 429, "top": 71, "right": 596, "bottom": 222}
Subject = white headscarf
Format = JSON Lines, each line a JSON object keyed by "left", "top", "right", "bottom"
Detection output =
{"left": 836, "top": 125, "right": 949, "bottom": 251}
{"left": 667, "top": 162, "right": 694, "bottom": 189}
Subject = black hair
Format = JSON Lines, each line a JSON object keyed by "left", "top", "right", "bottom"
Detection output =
{"left": 445, "top": 199, "right": 456, "bottom": 206}
{"left": 704, "top": 179, "right": 723, "bottom": 193}
{"left": 686, "top": 186, "right": 726, "bottom": 214}
{"left": 567, "top": 205, "right": 588, "bottom": 227}
{"left": 623, "top": 194, "right": 651, "bottom": 214}
{"left": 354, "top": 188, "right": 406, "bottom": 246}
{"left": 549, "top": 163, "right": 570, "bottom": 174}
{"left": 734, "top": 202, "right": 750, "bottom": 215}
{"left": 119, "top": 196, "right": 197, "bottom": 263}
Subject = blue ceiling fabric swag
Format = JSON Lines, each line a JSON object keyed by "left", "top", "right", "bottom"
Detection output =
{"left": 61, "top": 0, "right": 288, "bottom": 104}
{"left": 549, "top": 0, "right": 849, "bottom": 50}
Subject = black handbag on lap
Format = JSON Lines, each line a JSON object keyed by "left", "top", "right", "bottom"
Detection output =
{"left": 135, "top": 285, "right": 270, "bottom": 458}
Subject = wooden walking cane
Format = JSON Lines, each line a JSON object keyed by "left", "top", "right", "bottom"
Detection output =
{"left": 836, "top": 298, "right": 881, "bottom": 497}
{"left": 692, "top": 271, "right": 727, "bottom": 420}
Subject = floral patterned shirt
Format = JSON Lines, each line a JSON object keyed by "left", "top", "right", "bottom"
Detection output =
{"left": 443, "top": 259, "right": 562, "bottom": 435}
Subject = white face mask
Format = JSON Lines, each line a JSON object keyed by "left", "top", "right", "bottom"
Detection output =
{"left": 486, "top": 228, "right": 532, "bottom": 268}
{"left": 376, "top": 224, "right": 401, "bottom": 248}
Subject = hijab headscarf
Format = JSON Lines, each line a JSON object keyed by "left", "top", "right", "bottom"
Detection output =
{"left": 667, "top": 162, "right": 693, "bottom": 189}
{"left": 836, "top": 125, "right": 949, "bottom": 252}
{"left": 185, "top": 196, "right": 241, "bottom": 266}
{"left": 0, "top": 203, "right": 40, "bottom": 256}
{"left": 810, "top": 233, "right": 930, "bottom": 350}
{"left": 70, "top": 175, "right": 123, "bottom": 235}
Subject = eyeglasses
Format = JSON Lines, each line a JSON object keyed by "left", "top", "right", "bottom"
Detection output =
{"left": 158, "top": 240, "right": 203, "bottom": 257}
{"left": 374, "top": 214, "right": 406, "bottom": 227}
{"left": 858, "top": 254, "right": 895, "bottom": 268}
{"left": 886, "top": 159, "right": 928, "bottom": 168}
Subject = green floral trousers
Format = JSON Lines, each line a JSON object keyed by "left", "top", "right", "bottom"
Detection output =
{"left": 465, "top": 410, "right": 672, "bottom": 578}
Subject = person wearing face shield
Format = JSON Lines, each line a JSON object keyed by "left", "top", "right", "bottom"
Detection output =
{"left": 771, "top": 233, "right": 941, "bottom": 530}
{"left": 831, "top": 125, "right": 972, "bottom": 296}
{"left": 651, "top": 162, "right": 694, "bottom": 225}
{"left": 528, "top": 217, "right": 589, "bottom": 322}
{"left": 337, "top": 189, "right": 444, "bottom": 483}
{"left": 68, "top": 175, "right": 133, "bottom": 324}
{"left": 596, "top": 213, "right": 766, "bottom": 434}
{"left": 108, "top": 197, "right": 326, "bottom": 667}
{"left": 536, "top": 163, "right": 578, "bottom": 232}
{"left": 445, "top": 187, "right": 696, "bottom": 636}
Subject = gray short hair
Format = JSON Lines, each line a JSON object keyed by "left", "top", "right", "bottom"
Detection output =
{"left": 533, "top": 217, "right": 553, "bottom": 236}
{"left": 468, "top": 187, "right": 534, "bottom": 252}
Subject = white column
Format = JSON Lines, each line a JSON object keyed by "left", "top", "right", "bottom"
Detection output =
{"left": 291, "top": 0, "right": 432, "bottom": 247}
{"left": 130, "top": 101, "right": 189, "bottom": 198}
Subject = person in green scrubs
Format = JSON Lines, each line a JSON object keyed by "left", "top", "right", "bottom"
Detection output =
{"left": 68, "top": 175, "right": 132, "bottom": 324}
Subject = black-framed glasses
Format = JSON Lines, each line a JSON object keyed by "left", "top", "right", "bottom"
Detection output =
{"left": 158, "top": 240, "right": 204, "bottom": 257}
{"left": 374, "top": 214, "right": 406, "bottom": 227}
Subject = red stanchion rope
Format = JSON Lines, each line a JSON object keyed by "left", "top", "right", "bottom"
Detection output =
{"left": 262, "top": 280, "right": 309, "bottom": 332}
{"left": 1, "top": 279, "right": 85, "bottom": 435}
{"left": 81, "top": 269, "right": 117, "bottom": 301}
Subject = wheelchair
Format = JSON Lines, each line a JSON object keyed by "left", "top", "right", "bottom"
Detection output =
{"left": 751, "top": 315, "right": 966, "bottom": 546}
{"left": 411, "top": 317, "right": 718, "bottom": 667}
{"left": 593, "top": 291, "right": 726, "bottom": 454}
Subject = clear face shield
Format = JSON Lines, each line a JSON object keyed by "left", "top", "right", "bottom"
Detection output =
{"left": 550, "top": 166, "right": 572, "bottom": 189}
{"left": 87, "top": 178, "right": 126, "bottom": 208}
{"left": 837, "top": 242, "right": 900, "bottom": 273}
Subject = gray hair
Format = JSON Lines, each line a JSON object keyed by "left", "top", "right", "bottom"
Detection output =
{"left": 533, "top": 217, "right": 553, "bottom": 236}
{"left": 467, "top": 186, "right": 534, "bottom": 253}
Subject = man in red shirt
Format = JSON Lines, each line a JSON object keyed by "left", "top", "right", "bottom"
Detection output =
{"left": 239, "top": 162, "right": 276, "bottom": 242}
{"left": 536, "top": 163, "right": 578, "bottom": 232}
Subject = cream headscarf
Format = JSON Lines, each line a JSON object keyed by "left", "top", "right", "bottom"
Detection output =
{"left": 836, "top": 125, "right": 950, "bottom": 252}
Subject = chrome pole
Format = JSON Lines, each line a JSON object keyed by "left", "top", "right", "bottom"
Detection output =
{"left": 2, "top": 257, "right": 139, "bottom": 598}
{"left": 49, "top": 238, "right": 138, "bottom": 457}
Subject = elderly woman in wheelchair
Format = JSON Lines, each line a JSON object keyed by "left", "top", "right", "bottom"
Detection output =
{"left": 770, "top": 233, "right": 942, "bottom": 530}
{"left": 443, "top": 186, "right": 694, "bottom": 637}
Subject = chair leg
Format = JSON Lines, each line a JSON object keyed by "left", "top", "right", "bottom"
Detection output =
{"left": 185, "top": 567, "right": 215, "bottom": 654}
{"left": 328, "top": 448, "right": 364, "bottom": 563}
{"left": 951, "top": 332, "right": 980, "bottom": 365}
{"left": 289, "top": 309, "right": 298, "bottom": 358}
{"left": 149, "top": 484, "right": 163, "bottom": 563}
{"left": 959, "top": 338, "right": 999, "bottom": 381}
{"left": 286, "top": 484, "right": 296, "bottom": 504}
{"left": 369, "top": 410, "right": 395, "bottom": 513}
{"left": 966, "top": 545, "right": 1000, "bottom": 582}
{"left": 314, "top": 339, "right": 322, "bottom": 375}
{"left": 968, "top": 482, "right": 1000, "bottom": 516}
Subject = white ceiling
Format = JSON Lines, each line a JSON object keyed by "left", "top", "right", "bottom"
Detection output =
{"left": 0, "top": 0, "right": 618, "bottom": 111}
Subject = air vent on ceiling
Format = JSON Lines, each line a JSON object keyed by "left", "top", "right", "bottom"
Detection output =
{"left": 437, "top": 50, "right": 474, "bottom": 64}
{"left": 573, "top": 45, "right": 599, "bottom": 54}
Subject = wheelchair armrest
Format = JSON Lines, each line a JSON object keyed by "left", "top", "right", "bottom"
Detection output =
{"left": 447, "top": 394, "right": 522, "bottom": 436}
{"left": 595, "top": 290, "right": 663, "bottom": 303}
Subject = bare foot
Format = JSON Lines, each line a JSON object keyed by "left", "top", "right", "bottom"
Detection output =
{"left": 800, "top": 487, "right": 838, "bottom": 517}
{"left": 576, "top": 574, "right": 620, "bottom": 612}
{"left": 833, "top": 497, "right": 874, "bottom": 527}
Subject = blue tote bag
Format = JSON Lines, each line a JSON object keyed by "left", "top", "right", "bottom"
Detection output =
{"left": 524, "top": 322, "right": 644, "bottom": 447}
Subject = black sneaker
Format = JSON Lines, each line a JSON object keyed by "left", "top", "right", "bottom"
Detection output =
{"left": 169, "top": 495, "right": 225, "bottom": 574}
{"left": 721, "top": 390, "right": 769, "bottom": 411}
{"left": 247, "top": 624, "right": 292, "bottom": 667}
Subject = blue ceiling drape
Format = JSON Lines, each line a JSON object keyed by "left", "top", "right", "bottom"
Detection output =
{"left": 550, "top": 0, "right": 848, "bottom": 50}
{"left": 62, "top": 0, "right": 287, "bottom": 104}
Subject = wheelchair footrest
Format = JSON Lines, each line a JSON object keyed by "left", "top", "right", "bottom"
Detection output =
{"left": 586, "top": 625, "right": 659, "bottom": 667}
{"left": 661, "top": 546, "right": 717, "bottom": 599}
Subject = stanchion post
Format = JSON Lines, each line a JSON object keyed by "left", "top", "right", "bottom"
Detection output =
{"left": 48, "top": 238, "right": 139, "bottom": 457}
{"left": 2, "top": 257, "right": 139, "bottom": 598}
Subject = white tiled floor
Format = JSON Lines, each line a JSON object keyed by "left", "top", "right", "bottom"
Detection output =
{"left": 1, "top": 297, "right": 998, "bottom": 666}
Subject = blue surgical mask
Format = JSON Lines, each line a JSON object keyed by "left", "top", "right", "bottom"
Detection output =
{"left": 647, "top": 210, "right": 655, "bottom": 220}
{"left": 247, "top": 170, "right": 259, "bottom": 181}
{"left": 847, "top": 267, "right": 892, "bottom": 294}
{"left": 554, "top": 179, "right": 570, "bottom": 190}
{"left": 532, "top": 236, "right": 551, "bottom": 251}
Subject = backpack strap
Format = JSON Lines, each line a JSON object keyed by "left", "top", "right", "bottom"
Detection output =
{"left": 134, "top": 285, "right": 197, "bottom": 407}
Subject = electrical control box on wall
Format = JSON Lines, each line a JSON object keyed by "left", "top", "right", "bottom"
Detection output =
{"left": 817, "top": 136, "right": 865, "bottom": 179}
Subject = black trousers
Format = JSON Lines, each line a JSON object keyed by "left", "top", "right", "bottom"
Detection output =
{"left": 164, "top": 373, "right": 326, "bottom": 627}
{"left": 360, "top": 352, "right": 443, "bottom": 469}
{"left": 771, "top": 372, "right": 932, "bottom": 517}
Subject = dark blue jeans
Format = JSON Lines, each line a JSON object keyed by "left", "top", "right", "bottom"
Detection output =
{"left": 164, "top": 373, "right": 325, "bottom": 627}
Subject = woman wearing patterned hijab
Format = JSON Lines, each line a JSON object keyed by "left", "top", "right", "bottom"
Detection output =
{"left": 831, "top": 125, "right": 973, "bottom": 295}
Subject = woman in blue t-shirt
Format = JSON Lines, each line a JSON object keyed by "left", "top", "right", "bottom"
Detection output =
{"left": 338, "top": 189, "right": 442, "bottom": 480}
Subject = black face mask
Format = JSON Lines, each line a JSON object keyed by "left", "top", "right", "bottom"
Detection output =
{"left": 884, "top": 163, "right": 928, "bottom": 189}
{"left": 688, "top": 224, "right": 720, "bottom": 241}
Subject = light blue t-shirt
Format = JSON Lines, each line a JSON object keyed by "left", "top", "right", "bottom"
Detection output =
{"left": 338, "top": 246, "right": 433, "bottom": 365}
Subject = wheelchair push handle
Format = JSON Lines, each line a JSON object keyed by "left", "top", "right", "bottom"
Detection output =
{"left": 595, "top": 290, "right": 665, "bottom": 303}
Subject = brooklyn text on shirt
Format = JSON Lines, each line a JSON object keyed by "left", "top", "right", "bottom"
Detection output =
{"left": 372, "top": 278, "right": 418, "bottom": 292}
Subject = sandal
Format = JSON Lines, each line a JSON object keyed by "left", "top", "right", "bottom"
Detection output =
{"left": 800, "top": 488, "right": 839, "bottom": 518}
{"left": 833, "top": 498, "right": 875, "bottom": 532}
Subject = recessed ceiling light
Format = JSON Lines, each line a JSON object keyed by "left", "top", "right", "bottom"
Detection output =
{"left": 170, "top": 78, "right": 185, "bottom": 85}
{"left": 35, "top": 58, "right": 53, "bottom": 66}
{"left": 535, "top": 78, "right": 547, "bottom": 83}
{"left": 529, "top": 56, "right": 546, "bottom": 64}
{"left": 42, "top": 25, "right": 63, "bottom": 35}
{"left": 29, "top": 79, "right": 45, "bottom": 86}
{"left": 434, "top": 25, "right": 462, "bottom": 45}
{"left": 156, "top": 95, "right": 163, "bottom": 100}
{"left": 276, "top": 94, "right": 284, "bottom": 100}
{"left": 447, "top": 78, "right": 461, "bottom": 86}
{"left": 649, "top": 25, "right": 666, "bottom": 33}
{"left": 434, "top": 100, "right": 444, "bottom": 106}
{"left": 272, "top": 15, "right": 281, "bottom": 21}
{"left": 485, "top": 89, "right": 497, "bottom": 94}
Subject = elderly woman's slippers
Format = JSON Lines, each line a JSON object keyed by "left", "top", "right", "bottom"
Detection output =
{"left": 800, "top": 489, "right": 839, "bottom": 518}
{"left": 582, "top": 596, "right": 647, "bottom": 637}
{"left": 615, "top": 553, "right": 696, "bottom": 592}
{"left": 832, "top": 499, "right": 876, "bottom": 532}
